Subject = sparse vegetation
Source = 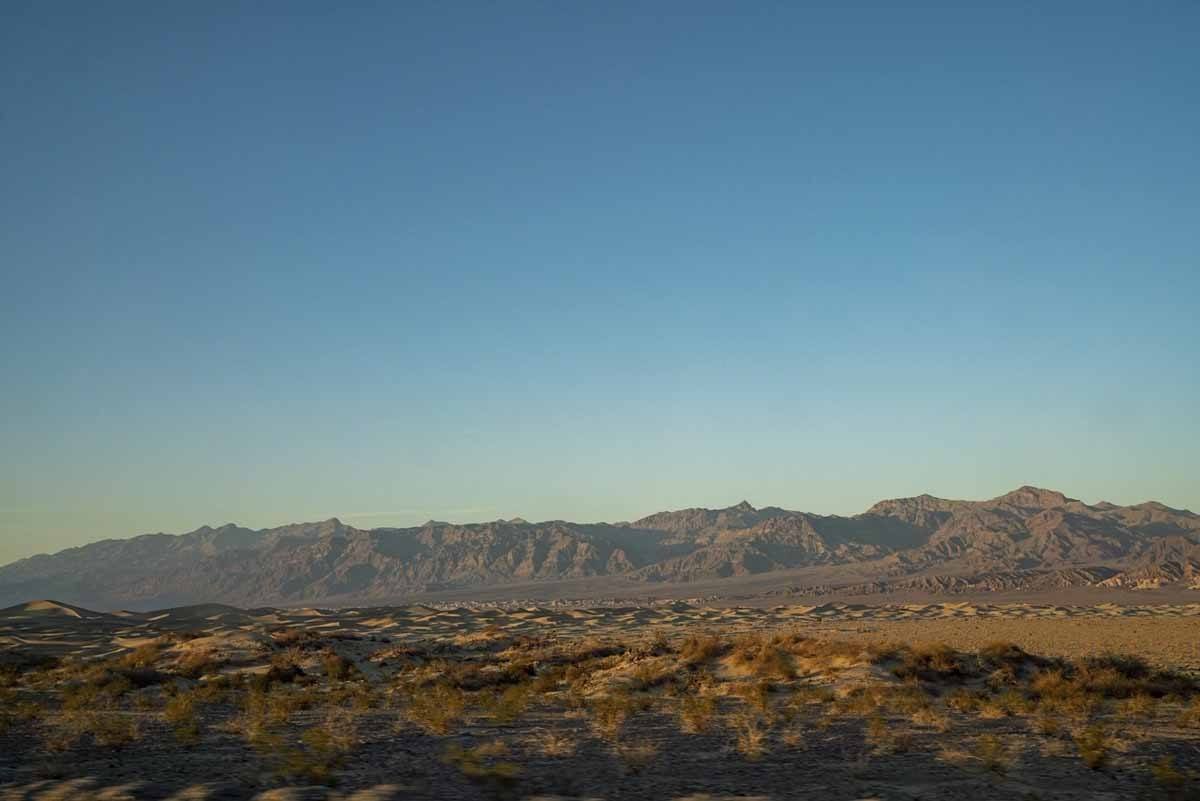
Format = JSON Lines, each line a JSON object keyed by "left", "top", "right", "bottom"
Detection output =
{"left": 4, "top": 610, "right": 1200, "bottom": 798}
{"left": 1074, "top": 725, "right": 1113, "bottom": 770}
{"left": 402, "top": 681, "right": 467, "bottom": 735}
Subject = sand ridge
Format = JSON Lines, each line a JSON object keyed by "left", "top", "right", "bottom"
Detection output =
{"left": 4, "top": 599, "right": 1200, "bottom": 668}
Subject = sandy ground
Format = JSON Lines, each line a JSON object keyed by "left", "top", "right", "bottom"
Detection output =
{"left": 2, "top": 600, "right": 1199, "bottom": 800}
{"left": 4, "top": 600, "right": 1199, "bottom": 669}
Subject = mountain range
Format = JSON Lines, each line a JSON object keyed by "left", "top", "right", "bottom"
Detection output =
{"left": 1, "top": 486, "right": 1197, "bottom": 609}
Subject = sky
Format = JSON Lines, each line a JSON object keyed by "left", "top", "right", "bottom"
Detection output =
{"left": 2, "top": 2, "right": 1198, "bottom": 565}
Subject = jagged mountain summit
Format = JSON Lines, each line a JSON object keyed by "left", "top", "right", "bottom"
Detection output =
{"left": 1, "top": 487, "right": 1197, "bottom": 609}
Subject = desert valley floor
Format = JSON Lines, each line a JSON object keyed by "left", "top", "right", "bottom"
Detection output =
{"left": 2, "top": 600, "right": 1199, "bottom": 800}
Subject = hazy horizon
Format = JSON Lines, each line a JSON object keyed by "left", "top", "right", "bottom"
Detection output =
{"left": 3, "top": 2, "right": 1198, "bottom": 566}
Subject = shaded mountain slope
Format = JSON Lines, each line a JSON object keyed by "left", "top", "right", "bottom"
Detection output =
{"left": 1, "top": 486, "right": 1196, "bottom": 608}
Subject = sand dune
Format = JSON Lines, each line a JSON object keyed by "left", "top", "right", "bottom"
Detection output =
{"left": 4, "top": 598, "right": 1200, "bottom": 669}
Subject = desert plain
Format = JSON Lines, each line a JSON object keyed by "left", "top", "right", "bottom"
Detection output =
{"left": 0, "top": 598, "right": 1198, "bottom": 801}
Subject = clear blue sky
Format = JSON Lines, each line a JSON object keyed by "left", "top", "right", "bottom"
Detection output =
{"left": 2, "top": 2, "right": 1198, "bottom": 564}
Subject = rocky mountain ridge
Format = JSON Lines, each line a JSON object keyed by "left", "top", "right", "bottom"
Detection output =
{"left": 1, "top": 486, "right": 1196, "bottom": 609}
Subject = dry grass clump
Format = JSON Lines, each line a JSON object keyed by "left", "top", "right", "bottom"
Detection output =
{"left": 177, "top": 648, "right": 224, "bottom": 679}
{"left": 727, "top": 634, "right": 796, "bottom": 680}
{"left": 977, "top": 689, "right": 1033, "bottom": 719}
{"left": 1073, "top": 724, "right": 1113, "bottom": 770}
{"left": 402, "top": 681, "right": 467, "bottom": 735}
{"left": 532, "top": 664, "right": 567, "bottom": 694}
{"left": 832, "top": 684, "right": 888, "bottom": 717}
{"left": 121, "top": 642, "right": 163, "bottom": 670}
{"left": 485, "top": 682, "right": 534, "bottom": 725}
{"left": 729, "top": 709, "right": 769, "bottom": 760}
{"left": 629, "top": 656, "right": 681, "bottom": 691}
{"left": 322, "top": 651, "right": 358, "bottom": 682}
{"left": 790, "top": 684, "right": 836, "bottom": 711}
{"left": 1177, "top": 696, "right": 1200, "bottom": 728}
{"left": 678, "top": 691, "right": 718, "bottom": 734}
{"left": 782, "top": 636, "right": 867, "bottom": 675}
{"left": 259, "top": 720, "right": 355, "bottom": 785}
{"left": 910, "top": 705, "right": 950, "bottom": 731}
{"left": 615, "top": 737, "right": 660, "bottom": 773}
{"left": 865, "top": 714, "right": 913, "bottom": 754}
{"left": 731, "top": 679, "right": 774, "bottom": 718}
{"left": 529, "top": 728, "right": 578, "bottom": 758}
{"left": 443, "top": 740, "right": 522, "bottom": 791}
{"left": 241, "top": 683, "right": 320, "bottom": 728}
{"left": 1117, "top": 692, "right": 1158, "bottom": 720}
{"left": 164, "top": 691, "right": 201, "bottom": 744}
{"left": 973, "top": 733, "right": 1015, "bottom": 775}
{"left": 0, "top": 665, "right": 21, "bottom": 688}
{"left": 588, "top": 691, "right": 637, "bottom": 741}
{"left": 1150, "top": 755, "right": 1195, "bottom": 797}
{"left": 679, "top": 633, "right": 726, "bottom": 667}
{"left": 885, "top": 642, "right": 969, "bottom": 682}
{"left": 44, "top": 710, "right": 141, "bottom": 751}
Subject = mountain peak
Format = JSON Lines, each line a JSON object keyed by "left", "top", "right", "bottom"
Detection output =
{"left": 731, "top": 500, "right": 756, "bottom": 513}
{"left": 993, "top": 486, "right": 1071, "bottom": 508}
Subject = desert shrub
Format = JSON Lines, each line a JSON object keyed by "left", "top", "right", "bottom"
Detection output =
{"left": 588, "top": 691, "right": 635, "bottom": 741}
{"left": 791, "top": 684, "right": 836, "bottom": 709}
{"left": 271, "top": 628, "right": 319, "bottom": 649}
{"left": 866, "top": 714, "right": 912, "bottom": 754}
{"left": 329, "top": 682, "right": 376, "bottom": 711}
{"left": 48, "top": 711, "right": 140, "bottom": 750}
{"left": 121, "top": 643, "right": 162, "bottom": 670}
{"left": 243, "top": 684, "right": 318, "bottom": 726}
{"left": 730, "top": 709, "right": 768, "bottom": 760}
{"left": 404, "top": 682, "right": 466, "bottom": 735}
{"left": 532, "top": 664, "right": 566, "bottom": 694}
{"left": 878, "top": 684, "right": 929, "bottom": 715}
{"left": 486, "top": 682, "right": 533, "bottom": 725}
{"left": 1029, "top": 668, "right": 1084, "bottom": 702}
{"left": 986, "top": 665, "right": 1020, "bottom": 691}
{"left": 193, "top": 675, "right": 233, "bottom": 704}
{"left": 249, "top": 660, "right": 305, "bottom": 692}
{"left": 530, "top": 728, "right": 577, "bottom": 758}
{"left": 728, "top": 635, "right": 795, "bottom": 680}
{"left": 979, "top": 641, "right": 1028, "bottom": 667}
{"left": 629, "top": 658, "right": 680, "bottom": 691}
{"left": 786, "top": 637, "right": 867, "bottom": 673}
{"left": 1084, "top": 653, "right": 1149, "bottom": 680}
{"left": 443, "top": 741, "right": 522, "bottom": 791}
{"left": 834, "top": 684, "right": 886, "bottom": 717}
{"left": 1074, "top": 725, "right": 1112, "bottom": 770}
{"left": 1033, "top": 710, "right": 1063, "bottom": 736}
{"left": 1177, "top": 696, "right": 1200, "bottom": 728}
{"left": 945, "top": 688, "right": 984, "bottom": 713}
{"left": 910, "top": 705, "right": 950, "bottom": 731}
{"left": 889, "top": 642, "right": 969, "bottom": 682}
{"left": 89, "top": 712, "right": 140, "bottom": 747}
{"left": 1150, "top": 756, "right": 1190, "bottom": 796}
{"left": 678, "top": 693, "right": 717, "bottom": 734}
{"left": 973, "top": 734, "right": 1013, "bottom": 775}
{"left": 865, "top": 714, "right": 888, "bottom": 746}
{"left": 679, "top": 633, "right": 726, "bottom": 667}
{"left": 279, "top": 728, "right": 347, "bottom": 785}
{"left": 62, "top": 671, "right": 133, "bottom": 711}
{"left": 615, "top": 737, "right": 660, "bottom": 773}
{"left": 0, "top": 665, "right": 20, "bottom": 688}
{"left": 733, "top": 680, "right": 773, "bottom": 717}
{"left": 1117, "top": 692, "right": 1158, "bottom": 719}
{"left": 164, "top": 692, "right": 200, "bottom": 744}
{"left": 322, "top": 651, "right": 356, "bottom": 682}
{"left": 177, "top": 649, "right": 223, "bottom": 680}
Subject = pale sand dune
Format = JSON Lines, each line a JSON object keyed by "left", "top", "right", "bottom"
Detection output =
{"left": 3, "top": 600, "right": 1200, "bottom": 668}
